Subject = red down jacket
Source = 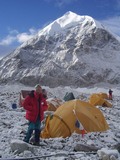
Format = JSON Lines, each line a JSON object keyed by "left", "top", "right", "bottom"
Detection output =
{"left": 23, "top": 91, "right": 48, "bottom": 122}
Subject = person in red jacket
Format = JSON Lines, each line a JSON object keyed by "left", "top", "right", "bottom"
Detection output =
{"left": 23, "top": 84, "right": 48, "bottom": 145}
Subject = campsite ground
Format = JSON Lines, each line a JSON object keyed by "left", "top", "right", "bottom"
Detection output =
{"left": 0, "top": 83, "right": 120, "bottom": 159}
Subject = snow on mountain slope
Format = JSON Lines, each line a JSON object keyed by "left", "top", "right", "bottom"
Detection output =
{"left": 22, "top": 11, "right": 104, "bottom": 46}
{"left": 0, "top": 11, "right": 120, "bottom": 87}
{"left": 38, "top": 11, "right": 101, "bottom": 36}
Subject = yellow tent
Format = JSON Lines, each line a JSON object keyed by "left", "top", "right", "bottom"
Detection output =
{"left": 89, "top": 93, "right": 112, "bottom": 107}
{"left": 41, "top": 99, "right": 109, "bottom": 138}
{"left": 97, "top": 92, "right": 108, "bottom": 99}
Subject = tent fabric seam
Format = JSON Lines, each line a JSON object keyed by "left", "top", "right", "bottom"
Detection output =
{"left": 54, "top": 114, "right": 71, "bottom": 135}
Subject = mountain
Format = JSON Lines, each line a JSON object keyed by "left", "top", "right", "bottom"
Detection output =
{"left": 0, "top": 11, "right": 120, "bottom": 87}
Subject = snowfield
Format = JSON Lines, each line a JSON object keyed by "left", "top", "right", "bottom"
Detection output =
{"left": 0, "top": 84, "right": 120, "bottom": 160}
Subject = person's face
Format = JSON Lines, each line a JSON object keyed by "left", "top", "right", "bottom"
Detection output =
{"left": 36, "top": 86, "right": 42, "bottom": 94}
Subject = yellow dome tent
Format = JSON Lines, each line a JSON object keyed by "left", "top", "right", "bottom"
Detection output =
{"left": 41, "top": 99, "right": 109, "bottom": 138}
{"left": 89, "top": 93, "right": 112, "bottom": 107}
{"left": 98, "top": 92, "right": 108, "bottom": 99}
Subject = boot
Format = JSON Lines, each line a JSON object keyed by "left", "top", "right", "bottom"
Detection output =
{"left": 34, "top": 129, "right": 40, "bottom": 145}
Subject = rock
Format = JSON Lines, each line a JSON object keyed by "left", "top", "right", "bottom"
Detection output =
{"left": 97, "top": 148, "right": 119, "bottom": 160}
{"left": 102, "top": 154, "right": 109, "bottom": 160}
{"left": 10, "top": 139, "right": 34, "bottom": 154}
{"left": 52, "top": 143, "right": 63, "bottom": 149}
{"left": 23, "top": 150, "right": 33, "bottom": 157}
{"left": 110, "top": 155, "right": 117, "bottom": 160}
{"left": 74, "top": 143, "right": 99, "bottom": 152}
{"left": 112, "top": 143, "right": 120, "bottom": 153}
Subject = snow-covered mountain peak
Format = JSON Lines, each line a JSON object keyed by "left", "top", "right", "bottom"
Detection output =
{"left": 21, "top": 11, "right": 105, "bottom": 47}
{"left": 0, "top": 11, "right": 120, "bottom": 87}
{"left": 38, "top": 11, "right": 102, "bottom": 36}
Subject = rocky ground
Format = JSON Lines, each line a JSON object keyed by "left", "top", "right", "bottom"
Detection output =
{"left": 0, "top": 84, "right": 120, "bottom": 160}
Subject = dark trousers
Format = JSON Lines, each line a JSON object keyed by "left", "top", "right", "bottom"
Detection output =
{"left": 24, "top": 118, "right": 41, "bottom": 143}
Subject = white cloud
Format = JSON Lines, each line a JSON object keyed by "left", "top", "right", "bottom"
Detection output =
{"left": 0, "top": 15, "right": 120, "bottom": 48}
{"left": 0, "top": 28, "right": 37, "bottom": 46}
{"left": 100, "top": 16, "right": 120, "bottom": 36}
{"left": 29, "top": 28, "right": 37, "bottom": 34}
{"left": 16, "top": 33, "right": 34, "bottom": 43}
{"left": 44, "top": 0, "right": 78, "bottom": 7}
{"left": 55, "top": 0, "right": 76, "bottom": 7}
{"left": 0, "top": 35, "right": 16, "bottom": 46}
{"left": 8, "top": 29, "right": 19, "bottom": 35}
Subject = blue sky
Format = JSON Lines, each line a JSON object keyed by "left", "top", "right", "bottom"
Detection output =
{"left": 0, "top": 0, "right": 120, "bottom": 58}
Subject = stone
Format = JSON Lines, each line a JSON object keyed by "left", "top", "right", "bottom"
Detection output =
{"left": 10, "top": 139, "right": 34, "bottom": 154}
